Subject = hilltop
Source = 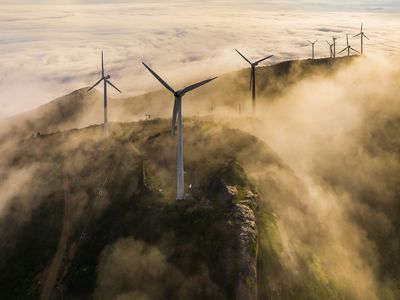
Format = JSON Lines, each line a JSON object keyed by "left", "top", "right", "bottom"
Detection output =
{"left": 0, "top": 56, "right": 356, "bottom": 143}
{"left": 0, "top": 119, "right": 316, "bottom": 299}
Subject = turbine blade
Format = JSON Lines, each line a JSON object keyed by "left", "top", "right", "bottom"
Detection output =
{"left": 106, "top": 80, "right": 122, "bottom": 93}
{"left": 353, "top": 33, "right": 361, "bottom": 38}
{"left": 235, "top": 49, "right": 252, "bottom": 65}
{"left": 255, "top": 54, "right": 273, "bottom": 65}
{"left": 87, "top": 78, "right": 103, "bottom": 92}
{"left": 338, "top": 48, "right": 347, "bottom": 55}
{"left": 314, "top": 40, "right": 318, "bottom": 44}
{"left": 101, "top": 51, "right": 104, "bottom": 78}
{"left": 178, "top": 77, "right": 217, "bottom": 95}
{"left": 351, "top": 47, "right": 360, "bottom": 54}
{"left": 307, "top": 40, "right": 312, "bottom": 44}
{"left": 361, "top": 23, "right": 363, "bottom": 32}
{"left": 142, "top": 62, "right": 175, "bottom": 94}
{"left": 171, "top": 97, "right": 179, "bottom": 134}
{"left": 363, "top": 33, "right": 370, "bottom": 40}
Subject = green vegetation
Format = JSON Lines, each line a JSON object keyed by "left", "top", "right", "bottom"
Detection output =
{"left": 0, "top": 119, "right": 285, "bottom": 299}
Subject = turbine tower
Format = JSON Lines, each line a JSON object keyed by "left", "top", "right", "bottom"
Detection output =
{"left": 235, "top": 49, "right": 273, "bottom": 111}
{"left": 326, "top": 40, "right": 334, "bottom": 58}
{"left": 339, "top": 34, "right": 359, "bottom": 57}
{"left": 332, "top": 35, "right": 338, "bottom": 58}
{"left": 142, "top": 62, "right": 217, "bottom": 201}
{"left": 307, "top": 40, "right": 318, "bottom": 59}
{"left": 88, "top": 51, "right": 121, "bottom": 137}
{"left": 353, "top": 23, "right": 369, "bottom": 55}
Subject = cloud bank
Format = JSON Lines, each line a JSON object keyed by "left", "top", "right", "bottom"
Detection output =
{"left": 0, "top": 1, "right": 399, "bottom": 118}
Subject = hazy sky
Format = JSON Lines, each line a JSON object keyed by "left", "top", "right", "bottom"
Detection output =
{"left": 2, "top": 1, "right": 400, "bottom": 11}
{"left": 0, "top": 1, "right": 399, "bottom": 118}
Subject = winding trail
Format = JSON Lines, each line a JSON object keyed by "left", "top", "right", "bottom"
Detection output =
{"left": 40, "top": 158, "right": 120, "bottom": 299}
{"left": 40, "top": 176, "right": 72, "bottom": 300}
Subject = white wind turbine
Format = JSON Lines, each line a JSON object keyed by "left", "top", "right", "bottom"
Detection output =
{"left": 326, "top": 40, "right": 334, "bottom": 58}
{"left": 142, "top": 62, "right": 217, "bottom": 200}
{"left": 339, "top": 34, "right": 359, "bottom": 57}
{"left": 235, "top": 49, "right": 273, "bottom": 111}
{"left": 332, "top": 35, "right": 338, "bottom": 58}
{"left": 353, "top": 23, "right": 369, "bottom": 55}
{"left": 88, "top": 51, "right": 121, "bottom": 137}
{"left": 307, "top": 40, "right": 318, "bottom": 59}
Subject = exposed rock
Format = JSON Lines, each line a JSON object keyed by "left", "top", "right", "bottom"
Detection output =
{"left": 219, "top": 181, "right": 238, "bottom": 202}
{"left": 230, "top": 203, "right": 258, "bottom": 300}
{"left": 245, "top": 190, "right": 257, "bottom": 200}
{"left": 137, "top": 160, "right": 150, "bottom": 193}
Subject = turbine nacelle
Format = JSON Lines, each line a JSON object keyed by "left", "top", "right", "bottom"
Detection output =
{"left": 87, "top": 52, "right": 122, "bottom": 93}
{"left": 142, "top": 61, "right": 217, "bottom": 133}
{"left": 235, "top": 49, "right": 273, "bottom": 102}
{"left": 235, "top": 49, "right": 273, "bottom": 67}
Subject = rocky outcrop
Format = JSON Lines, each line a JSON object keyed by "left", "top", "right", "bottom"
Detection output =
{"left": 229, "top": 199, "right": 258, "bottom": 300}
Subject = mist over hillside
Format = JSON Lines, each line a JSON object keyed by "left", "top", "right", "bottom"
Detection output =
{"left": 0, "top": 56, "right": 400, "bottom": 300}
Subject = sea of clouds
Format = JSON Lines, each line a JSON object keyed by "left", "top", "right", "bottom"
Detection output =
{"left": 0, "top": 0, "right": 399, "bottom": 118}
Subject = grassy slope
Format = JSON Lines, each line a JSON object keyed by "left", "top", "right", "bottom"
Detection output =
{"left": 0, "top": 117, "right": 361, "bottom": 299}
{"left": 0, "top": 119, "right": 289, "bottom": 299}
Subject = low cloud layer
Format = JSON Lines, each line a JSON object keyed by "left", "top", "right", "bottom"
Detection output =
{"left": 0, "top": 1, "right": 399, "bottom": 118}
{"left": 244, "top": 55, "right": 400, "bottom": 299}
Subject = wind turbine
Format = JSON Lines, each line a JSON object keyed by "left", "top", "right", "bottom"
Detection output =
{"left": 235, "top": 49, "right": 273, "bottom": 111}
{"left": 307, "top": 40, "right": 318, "bottom": 59}
{"left": 338, "top": 34, "right": 359, "bottom": 57}
{"left": 326, "top": 40, "right": 334, "bottom": 58}
{"left": 142, "top": 62, "right": 217, "bottom": 201}
{"left": 88, "top": 51, "right": 121, "bottom": 137}
{"left": 332, "top": 35, "right": 338, "bottom": 58}
{"left": 353, "top": 23, "right": 369, "bottom": 55}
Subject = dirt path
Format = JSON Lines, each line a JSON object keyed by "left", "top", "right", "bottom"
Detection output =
{"left": 40, "top": 176, "right": 73, "bottom": 300}
{"left": 40, "top": 160, "right": 119, "bottom": 299}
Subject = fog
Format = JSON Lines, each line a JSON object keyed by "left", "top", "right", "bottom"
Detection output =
{"left": 1, "top": 1, "right": 400, "bottom": 118}
{"left": 242, "top": 55, "right": 400, "bottom": 299}
{"left": 0, "top": 51, "right": 399, "bottom": 299}
{"left": 0, "top": 1, "right": 400, "bottom": 298}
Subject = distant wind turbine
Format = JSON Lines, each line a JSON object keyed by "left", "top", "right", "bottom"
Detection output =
{"left": 332, "top": 35, "right": 338, "bottom": 58}
{"left": 339, "top": 34, "right": 359, "bottom": 57}
{"left": 326, "top": 40, "right": 334, "bottom": 58}
{"left": 353, "top": 23, "right": 369, "bottom": 55}
{"left": 235, "top": 49, "right": 273, "bottom": 111}
{"left": 307, "top": 40, "right": 318, "bottom": 59}
{"left": 142, "top": 62, "right": 217, "bottom": 201}
{"left": 88, "top": 51, "right": 121, "bottom": 137}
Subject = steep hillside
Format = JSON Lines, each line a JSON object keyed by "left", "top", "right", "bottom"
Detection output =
{"left": 0, "top": 119, "right": 354, "bottom": 300}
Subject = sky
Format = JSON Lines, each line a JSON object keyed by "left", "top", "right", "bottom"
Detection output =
{"left": 0, "top": 0, "right": 399, "bottom": 118}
